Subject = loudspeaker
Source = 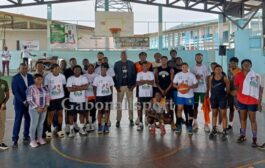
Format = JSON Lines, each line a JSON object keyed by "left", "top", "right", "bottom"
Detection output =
{"left": 219, "top": 45, "right": 226, "bottom": 56}
{"left": 16, "top": 40, "right": 20, "bottom": 51}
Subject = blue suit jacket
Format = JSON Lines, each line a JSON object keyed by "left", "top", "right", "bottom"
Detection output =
{"left": 12, "top": 73, "right": 34, "bottom": 105}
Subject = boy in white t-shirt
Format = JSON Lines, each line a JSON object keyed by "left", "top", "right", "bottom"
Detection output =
{"left": 44, "top": 64, "right": 66, "bottom": 138}
{"left": 84, "top": 64, "right": 97, "bottom": 132}
{"left": 93, "top": 63, "right": 114, "bottom": 134}
{"left": 173, "top": 62, "right": 198, "bottom": 135}
{"left": 66, "top": 65, "right": 88, "bottom": 137}
{"left": 136, "top": 61, "right": 154, "bottom": 131}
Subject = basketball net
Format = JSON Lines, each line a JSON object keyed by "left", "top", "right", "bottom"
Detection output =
{"left": 109, "top": 28, "right": 121, "bottom": 38}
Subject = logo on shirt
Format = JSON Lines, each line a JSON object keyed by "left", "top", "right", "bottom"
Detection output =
{"left": 51, "top": 85, "right": 61, "bottom": 95}
{"left": 250, "top": 76, "right": 260, "bottom": 88}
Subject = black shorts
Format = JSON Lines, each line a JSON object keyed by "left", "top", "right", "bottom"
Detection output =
{"left": 68, "top": 102, "right": 87, "bottom": 116}
{"left": 96, "top": 95, "right": 113, "bottom": 111}
{"left": 48, "top": 98, "right": 64, "bottom": 111}
{"left": 210, "top": 95, "right": 227, "bottom": 109}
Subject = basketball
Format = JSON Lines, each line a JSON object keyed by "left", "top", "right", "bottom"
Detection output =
{"left": 178, "top": 83, "right": 189, "bottom": 94}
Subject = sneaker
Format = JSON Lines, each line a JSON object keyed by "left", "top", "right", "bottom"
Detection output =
{"left": 0, "top": 143, "right": 9, "bottom": 150}
{"left": 74, "top": 123, "right": 80, "bottom": 132}
{"left": 135, "top": 118, "right": 140, "bottom": 125}
{"left": 79, "top": 127, "right": 88, "bottom": 136}
{"left": 29, "top": 141, "right": 39, "bottom": 148}
{"left": 23, "top": 137, "right": 30, "bottom": 142}
{"left": 45, "top": 131, "right": 52, "bottom": 139}
{"left": 129, "top": 120, "right": 134, "bottom": 127}
{"left": 175, "top": 125, "right": 182, "bottom": 134}
{"left": 193, "top": 120, "right": 198, "bottom": 130}
{"left": 37, "top": 139, "right": 47, "bottom": 145}
{"left": 258, "top": 143, "right": 265, "bottom": 150}
{"left": 13, "top": 141, "right": 18, "bottom": 148}
{"left": 65, "top": 125, "right": 70, "bottom": 135}
{"left": 204, "top": 124, "right": 210, "bottom": 133}
{"left": 104, "top": 125, "right": 110, "bottom": 133}
{"left": 68, "top": 129, "right": 75, "bottom": 138}
{"left": 116, "top": 121, "right": 120, "bottom": 128}
{"left": 98, "top": 125, "right": 103, "bottom": 134}
{"left": 221, "top": 130, "right": 227, "bottom": 141}
{"left": 150, "top": 125, "right": 156, "bottom": 135}
{"left": 137, "top": 122, "right": 143, "bottom": 131}
{"left": 188, "top": 126, "right": 193, "bottom": 135}
{"left": 252, "top": 138, "right": 258, "bottom": 148}
{"left": 57, "top": 131, "right": 65, "bottom": 138}
{"left": 90, "top": 123, "right": 96, "bottom": 131}
{"left": 237, "top": 135, "right": 246, "bottom": 143}
{"left": 209, "top": 128, "right": 218, "bottom": 139}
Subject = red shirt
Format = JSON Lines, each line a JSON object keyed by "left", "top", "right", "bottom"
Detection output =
{"left": 234, "top": 71, "right": 258, "bottom": 105}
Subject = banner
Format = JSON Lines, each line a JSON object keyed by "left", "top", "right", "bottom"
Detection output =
{"left": 115, "top": 37, "right": 149, "bottom": 49}
{"left": 50, "top": 23, "right": 77, "bottom": 50}
{"left": 20, "top": 40, "right": 39, "bottom": 51}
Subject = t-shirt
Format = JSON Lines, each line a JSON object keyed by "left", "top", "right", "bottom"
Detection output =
{"left": 45, "top": 73, "right": 66, "bottom": 100}
{"left": 0, "top": 79, "right": 8, "bottom": 104}
{"left": 157, "top": 66, "right": 172, "bottom": 90}
{"left": 21, "top": 49, "right": 30, "bottom": 58}
{"left": 136, "top": 71, "right": 154, "bottom": 98}
{"left": 84, "top": 73, "right": 97, "bottom": 98}
{"left": 228, "top": 67, "right": 241, "bottom": 91}
{"left": 191, "top": 64, "right": 210, "bottom": 93}
{"left": 1, "top": 51, "right": 11, "bottom": 61}
{"left": 173, "top": 72, "right": 198, "bottom": 98}
{"left": 66, "top": 75, "right": 88, "bottom": 103}
{"left": 261, "top": 74, "right": 265, "bottom": 103}
{"left": 121, "top": 62, "right": 128, "bottom": 86}
{"left": 234, "top": 71, "right": 258, "bottom": 105}
{"left": 93, "top": 75, "right": 114, "bottom": 97}
{"left": 152, "top": 62, "right": 161, "bottom": 69}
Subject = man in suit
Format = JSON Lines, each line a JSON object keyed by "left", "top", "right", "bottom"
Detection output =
{"left": 12, "top": 63, "right": 34, "bottom": 147}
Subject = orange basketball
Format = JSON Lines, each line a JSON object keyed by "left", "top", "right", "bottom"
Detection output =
{"left": 178, "top": 83, "right": 189, "bottom": 94}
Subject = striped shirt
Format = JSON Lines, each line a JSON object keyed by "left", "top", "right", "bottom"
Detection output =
{"left": 27, "top": 85, "right": 50, "bottom": 109}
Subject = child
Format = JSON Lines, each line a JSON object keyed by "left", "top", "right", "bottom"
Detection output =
{"left": 27, "top": 74, "right": 50, "bottom": 148}
{"left": 173, "top": 62, "right": 198, "bottom": 135}
{"left": 93, "top": 63, "right": 114, "bottom": 134}
{"left": 136, "top": 61, "right": 154, "bottom": 131}
{"left": 66, "top": 65, "right": 88, "bottom": 137}
{"left": 44, "top": 64, "right": 66, "bottom": 138}
{"left": 147, "top": 91, "right": 167, "bottom": 135}
{"left": 84, "top": 64, "right": 97, "bottom": 131}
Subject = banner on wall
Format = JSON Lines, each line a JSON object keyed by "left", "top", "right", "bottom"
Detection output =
{"left": 20, "top": 40, "right": 40, "bottom": 51}
{"left": 115, "top": 37, "right": 149, "bottom": 49}
{"left": 50, "top": 23, "right": 77, "bottom": 50}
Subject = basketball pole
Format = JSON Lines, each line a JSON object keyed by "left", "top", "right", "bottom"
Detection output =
{"left": 105, "top": 0, "right": 110, "bottom": 50}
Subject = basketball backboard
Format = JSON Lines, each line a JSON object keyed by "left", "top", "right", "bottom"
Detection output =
{"left": 95, "top": 11, "right": 134, "bottom": 37}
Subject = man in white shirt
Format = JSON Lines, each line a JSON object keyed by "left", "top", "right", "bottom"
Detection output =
{"left": 190, "top": 53, "right": 211, "bottom": 132}
{"left": 1, "top": 46, "right": 11, "bottom": 76}
{"left": 21, "top": 46, "right": 36, "bottom": 66}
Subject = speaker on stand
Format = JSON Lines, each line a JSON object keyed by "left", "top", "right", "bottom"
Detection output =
{"left": 219, "top": 45, "right": 226, "bottom": 68}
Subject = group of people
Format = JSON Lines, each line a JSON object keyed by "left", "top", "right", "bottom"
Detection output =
{"left": 0, "top": 49, "right": 265, "bottom": 151}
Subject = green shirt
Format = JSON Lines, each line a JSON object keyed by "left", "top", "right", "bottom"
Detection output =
{"left": 0, "top": 79, "right": 9, "bottom": 104}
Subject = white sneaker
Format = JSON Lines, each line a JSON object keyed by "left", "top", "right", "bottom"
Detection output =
{"left": 65, "top": 125, "right": 70, "bottom": 134}
{"left": 85, "top": 124, "right": 92, "bottom": 132}
{"left": 57, "top": 131, "right": 65, "bottom": 138}
{"left": 37, "top": 138, "right": 47, "bottom": 145}
{"left": 30, "top": 140, "right": 39, "bottom": 148}
{"left": 79, "top": 127, "right": 87, "bottom": 136}
{"left": 90, "top": 123, "right": 96, "bottom": 131}
{"left": 193, "top": 120, "right": 199, "bottom": 130}
{"left": 135, "top": 118, "right": 140, "bottom": 125}
{"left": 137, "top": 122, "right": 143, "bottom": 131}
{"left": 45, "top": 131, "right": 52, "bottom": 138}
{"left": 204, "top": 124, "right": 210, "bottom": 132}
{"left": 68, "top": 129, "right": 75, "bottom": 138}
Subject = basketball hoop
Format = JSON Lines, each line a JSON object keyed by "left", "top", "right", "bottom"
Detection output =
{"left": 109, "top": 28, "right": 121, "bottom": 38}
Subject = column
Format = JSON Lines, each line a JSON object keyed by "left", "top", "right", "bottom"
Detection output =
{"left": 47, "top": 3, "right": 52, "bottom": 51}
{"left": 158, "top": 5, "right": 163, "bottom": 50}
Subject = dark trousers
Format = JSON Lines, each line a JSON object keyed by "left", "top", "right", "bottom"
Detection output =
{"left": 12, "top": 103, "right": 30, "bottom": 142}
{"left": 23, "top": 57, "right": 29, "bottom": 65}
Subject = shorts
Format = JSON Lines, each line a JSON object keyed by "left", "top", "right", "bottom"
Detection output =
{"left": 138, "top": 97, "right": 152, "bottom": 103}
{"left": 68, "top": 102, "right": 87, "bottom": 116}
{"left": 173, "top": 91, "right": 178, "bottom": 104}
{"left": 177, "top": 97, "right": 194, "bottom": 106}
{"left": 237, "top": 101, "right": 258, "bottom": 112}
{"left": 210, "top": 95, "right": 227, "bottom": 109}
{"left": 96, "top": 95, "right": 113, "bottom": 111}
{"left": 48, "top": 98, "right": 64, "bottom": 111}
{"left": 194, "top": 92, "right": 205, "bottom": 104}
